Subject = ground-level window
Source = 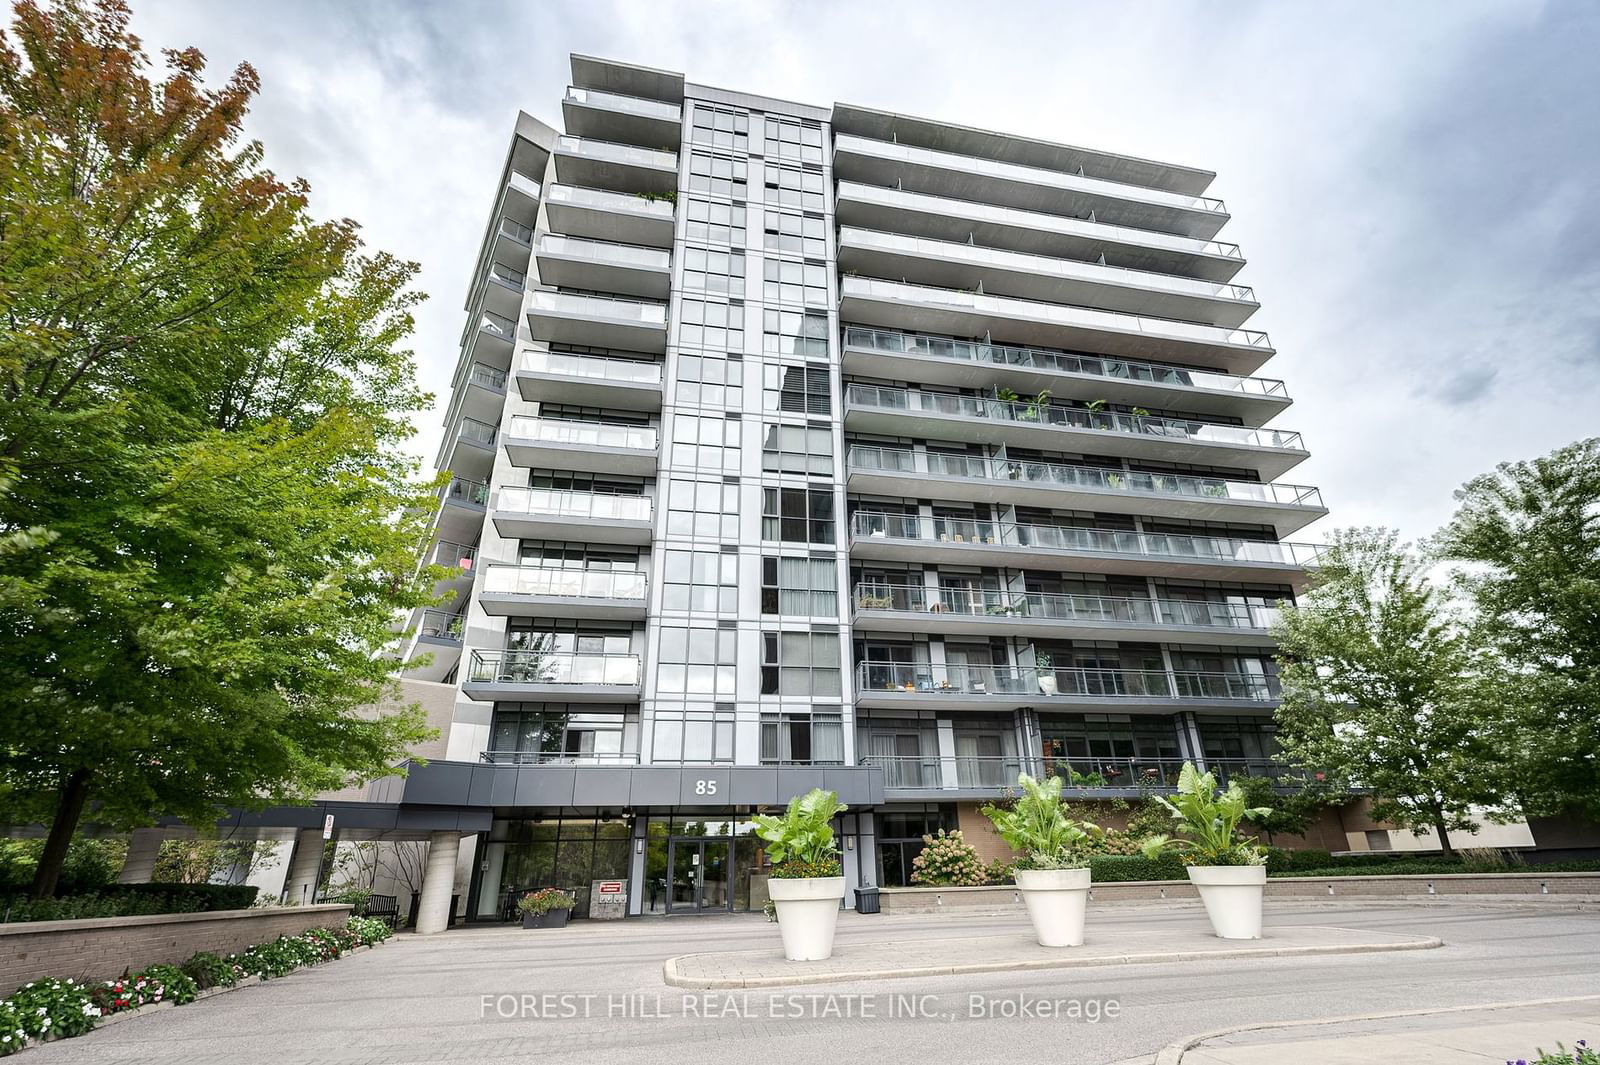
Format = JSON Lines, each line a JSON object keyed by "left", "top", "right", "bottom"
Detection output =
{"left": 875, "top": 805, "right": 954, "bottom": 887}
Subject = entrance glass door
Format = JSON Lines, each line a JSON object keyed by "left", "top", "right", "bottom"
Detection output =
{"left": 666, "top": 839, "right": 733, "bottom": 913}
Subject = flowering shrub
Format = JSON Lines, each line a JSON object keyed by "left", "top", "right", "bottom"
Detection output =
{"left": 8, "top": 978, "right": 100, "bottom": 1040}
{"left": 90, "top": 975, "right": 162, "bottom": 1016}
{"left": 347, "top": 915, "right": 393, "bottom": 945}
{"left": 180, "top": 951, "right": 244, "bottom": 990}
{"left": 516, "top": 888, "right": 577, "bottom": 916}
{"left": 133, "top": 965, "right": 197, "bottom": 1006}
{"left": 0, "top": 999, "right": 25, "bottom": 1057}
{"left": 1516, "top": 1039, "right": 1597, "bottom": 1064}
{"left": 910, "top": 829, "right": 988, "bottom": 886}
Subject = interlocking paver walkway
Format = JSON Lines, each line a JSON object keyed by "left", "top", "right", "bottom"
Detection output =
{"left": 664, "top": 923, "right": 1441, "bottom": 988}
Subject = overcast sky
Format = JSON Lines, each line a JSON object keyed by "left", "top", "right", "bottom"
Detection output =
{"left": 126, "top": 0, "right": 1600, "bottom": 542}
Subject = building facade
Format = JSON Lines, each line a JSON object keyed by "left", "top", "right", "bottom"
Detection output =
{"left": 393, "top": 54, "right": 1329, "bottom": 921}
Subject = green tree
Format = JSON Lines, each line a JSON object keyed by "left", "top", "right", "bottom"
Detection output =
{"left": 1272, "top": 528, "right": 1501, "bottom": 857}
{"left": 1439, "top": 438, "right": 1600, "bottom": 820}
{"left": 0, "top": 0, "right": 441, "bottom": 896}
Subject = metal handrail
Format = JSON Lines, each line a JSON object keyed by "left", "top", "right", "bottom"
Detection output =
{"left": 468, "top": 649, "right": 640, "bottom": 686}
{"left": 480, "top": 565, "right": 648, "bottom": 600}
{"left": 479, "top": 750, "right": 641, "bottom": 765}
{"left": 494, "top": 486, "right": 652, "bottom": 523}
{"left": 852, "top": 583, "right": 1279, "bottom": 630}
{"left": 506, "top": 416, "right": 658, "bottom": 451}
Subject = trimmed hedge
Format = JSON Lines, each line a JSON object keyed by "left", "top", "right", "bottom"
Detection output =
{"left": 1086, "top": 854, "right": 1189, "bottom": 882}
{"left": 0, "top": 882, "right": 258, "bottom": 923}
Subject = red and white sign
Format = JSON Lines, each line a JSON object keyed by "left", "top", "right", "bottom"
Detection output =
{"left": 597, "top": 881, "right": 624, "bottom": 894}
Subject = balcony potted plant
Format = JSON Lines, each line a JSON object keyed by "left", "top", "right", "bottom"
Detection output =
{"left": 981, "top": 774, "right": 1101, "bottom": 947}
{"left": 1035, "top": 653, "right": 1058, "bottom": 696}
{"left": 1139, "top": 762, "right": 1275, "bottom": 939}
{"left": 517, "top": 888, "right": 576, "bottom": 929}
{"left": 753, "top": 788, "right": 848, "bottom": 961}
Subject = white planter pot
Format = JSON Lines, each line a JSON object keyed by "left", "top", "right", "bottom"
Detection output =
{"left": 1014, "top": 867, "right": 1090, "bottom": 947}
{"left": 767, "top": 876, "right": 846, "bottom": 961}
{"left": 1186, "top": 864, "right": 1266, "bottom": 939}
{"left": 1037, "top": 675, "right": 1058, "bottom": 696}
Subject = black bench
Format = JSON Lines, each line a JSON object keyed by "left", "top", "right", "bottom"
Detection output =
{"left": 364, "top": 894, "right": 399, "bottom": 928}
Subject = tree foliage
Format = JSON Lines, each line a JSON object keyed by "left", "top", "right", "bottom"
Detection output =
{"left": 1271, "top": 528, "right": 1502, "bottom": 856}
{"left": 0, "top": 0, "right": 441, "bottom": 895}
{"left": 1439, "top": 437, "right": 1600, "bottom": 820}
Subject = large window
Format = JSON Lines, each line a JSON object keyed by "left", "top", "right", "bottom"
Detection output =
{"left": 763, "top": 363, "right": 830, "bottom": 415}
{"left": 691, "top": 104, "right": 749, "bottom": 152}
{"left": 762, "top": 258, "right": 828, "bottom": 307}
{"left": 761, "top": 555, "right": 838, "bottom": 617}
{"left": 761, "top": 423, "right": 833, "bottom": 475}
{"left": 662, "top": 549, "right": 738, "bottom": 613}
{"left": 491, "top": 815, "right": 632, "bottom": 919}
{"left": 763, "top": 117, "right": 823, "bottom": 163}
{"left": 764, "top": 210, "right": 826, "bottom": 258}
{"left": 1038, "top": 713, "right": 1184, "bottom": 787}
{"left": 488, "top": 703, "right": 630, "bottom": 762}
{"left": 762, "top": 486, "right": 834, "bottom": 544}
{"left": 688, "top": 151, "right": 746, "bottom": 199}
{"left": 656, "top": 625, "right": 737, "bottom": 697}
{"left": 764, "top": 164, "right": 825, "bottom": 211}
{"left": 678, "top": 297, "right": 744, "bottom": 350}
{"left": 675, "top": 353, "right": 742, "bottom": 409}
{"left": 763, "top": 308, "right": 830, "bottom": 359}
{"left": 651, "top": 706, "right": 735, "bottom": 763}
{"left": 760, "top": 630, "right": 841, "bottom": 697}
{"left": 664, "top": 476, "right": 738, "bottom": 540}
{"left": 682, "top": 246, "right": 745, "bottom": 296}
{"left": 685, "top": 198, "right": 746, "bottom": 246}
{"left": 876, "top": 806, "right": 954, "bottom": 888}
{"left": 760, "top": 710, "right": 844, "bottom": 765}
{"left": 504, "top": 622, "right": 631, "bottom": 655}
{"left": 670, "top": 413, "right": 741, "bottom": 472}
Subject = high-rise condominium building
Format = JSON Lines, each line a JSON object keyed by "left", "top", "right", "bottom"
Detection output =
{"left": 393, "top": 54, "right": 1327, "bottom": 923}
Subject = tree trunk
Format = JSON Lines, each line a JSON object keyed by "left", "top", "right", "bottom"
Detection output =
{"left": 1431, "top": 806, "right": 1456, "bottom": 860}
{"left": 31, "top": 768, "right": 94, "bottom": 898}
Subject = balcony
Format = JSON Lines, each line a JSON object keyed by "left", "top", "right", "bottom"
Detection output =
{"left": 861, "top": 753, "right": 1025, "bottom": 796}
{"left": 845, "top": 384, "right": 1307, "bottom": 478}
{"left": 544, "top": 183, "right": 675, "bottom": 249}
{"left": 856, "top": 662, "right": 1281, "bottom": 713}
{"left": 534, "top": 234, "right": 670, "bottom": 299}
{"left": 491, "top": 486, "right": 654, "bottom": 545}
{"left": 552, "top": 135, "right": 677, "bottom": 196}
{"left": 503, "top": 416, "right": 659, "bottom": 476}
{"left": 850, "top": 512, "right": 1323, "bottom": 585}
{"left": 846, "top": 447, "right": 1327, "bottom": 535}
{"left": 477, "top": 564, "right": 648, "bottom": 619}
{"left": 841, "top": 326, "right": 1290, "bottom": 428}
{"left": 840, "top": 277, "right": 1274, "bottom": 375}
{"left": 462, "top": 649, "right": 642, "bottom": 702}
{"left": 562, "top": 87, "right": 682, "bottom": 150}
{"left": 837, "top": 227, "right": 1259, "bottom": 328}
{"left": 452, "top": 360, "right": 509, "bottom": 424}
{"left": 437, "top": 415, "right": 498, "bottom": 480}
{"left": 414, "top": 608, "right": 464, "bottom": 644}
{"left": 852, "top": 583, "right": 1280, "bottom": 645}
{"left": 525, "top": 289, "right": 668, "bottom": 352}
{"left": 474, "top": 258, "right": 527, "bottom": 319}
{"left": 464, "top": 307, "right": 519, "bottom": 368}
{"left": 478, "top": 750, "right": 641, "bottom": 766}
{"left": 516, "top": 349, "right": 664, "bottom": 411}
{"left": 832, "top": 134, "right": 1230, "bottom": 240}
{"left": 835, "top": 182, "right": 1246, "bottom": 282}
{"left": 428, "top": 540, "right": 478, "bottom": 588}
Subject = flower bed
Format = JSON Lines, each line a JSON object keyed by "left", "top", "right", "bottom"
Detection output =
{"left": 0, "top": 916, "right": 392, "bottom": 1056}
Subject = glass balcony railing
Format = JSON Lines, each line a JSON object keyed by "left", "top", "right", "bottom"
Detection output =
{"left": 855, "top": 662, "right": 1280, "bottom": 703}
{"left": 522, "top": 349, "right": 664, "bottom": 385}
{"left": 546, "top": 183, "right": 676, "bottom": 219}
{"left": 416, "top": 609, "right": 463, "bottom": 641}
{"left": 441, "top": 476, "right": 490, "bottom": 507}
{"left": 481, "top": 565, "right": 647, "bottom": 601}
{"left": 457, "top": 417, "right": 497, "bottom": 448}
{"left": 430, "top": 540, "right": 477, "bottom": 570}
{"left": 506, "top": 416, "right": 658, "bottom": 451}
{"left": 468, "top": 649, "right": 641, "bottom": 687}
{"left": 837, "top": 182, "right": 1245, "bottom": 261}
{"left": 480, "top": 750, "right": 641, "bottom": 766}
{"left": 845, "top": 277, "right": 1271, "bottom": 352}
{"left": 846, "top": 446, "right": 1324, "bottom": 509}
{"left": 565, "top": 86, "right": 682, "bottom": 122}
{"left": 494, "top": 486, "right": 653, "bottom": 524}
{"left": 498, "top": 217, "right": 534, "bottom": 245}
{"left": 852, "top": 583, "right": 1278, "bottom": 630}
{"left": 851, "top": 512, "right": 1326, "bottom": 568}
{"left": 527, "top": 289, "right": 668, "bottom": 326}
{"left": 860, "top": 753, "right": 1025, "bottom": 790}
{"left": 477, "top": 309, "right": 517, "bottom": 340}
{"left": 843, "top": 326, "right": 1288, "bottom": 399}
{"left": 847, "top": 384, "right": 1303, "bottom": 451}
{"left": 467, "top": 362, "right": 508, "bottom": 391}
{"left": 536, "top": 234, "right": 671, "bottom": 271}
{"left": 487, "top": 261, "right": 526, "bottom": 290}
{"left": 840, "top": 227, "right": 1256, "bottom": 303}
{"left": 556, "top": 135, "right": 677, "bottom": 171}
{"left": 506, "top": 171, "right": 541, "bottom": 201}
{"left": 835, "top": 135, "right": 1228, "bottom": 215}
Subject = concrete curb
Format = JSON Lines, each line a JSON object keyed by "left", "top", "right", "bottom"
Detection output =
{"left": 1152, "top": 993, "right": 1600, "bottom": 1065}
{"left": 662, "top": 928, "right": 1443, "bottom": 989}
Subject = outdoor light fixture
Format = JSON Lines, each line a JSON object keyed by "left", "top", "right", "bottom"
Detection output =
{"left": 635, "top": 839, "right": 644, "bottom": 854}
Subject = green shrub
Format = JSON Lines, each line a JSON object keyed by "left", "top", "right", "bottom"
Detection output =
{"left": 180, "top": 951, "right": 243, "bottom": 990}
{"left": 0, "top": 882, "right": 258, "bottom": 923}
{"left": 346, "top": 915, "right": 393, "bottom": 945}
{"left": 0, "top": 997, "right": 23, "bottom": 1056}
{"left": 0, "top": 839, "right": 125, "bottom": 895}
{"left": 1521, "top": 1039, "right": 1597, "bottom": 1064}
{"left": 1087, "top": 854, "right": 1189, "bottom": 882}
{"left": 515, "top": 888, "right": 577, "bottom": 915}
{"left": 131, "top": 964, "right": 197, "bottom": 1005}
{"left": 8, "top": 978, "right": 99, "bottom": 1040}
{"left": 910, "top": 830, "right": 987, "bottom": 886}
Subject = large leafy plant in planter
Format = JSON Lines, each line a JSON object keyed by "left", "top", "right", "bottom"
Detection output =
{"left": 981, "top": 773, "right": 1101, "bottom": 869}
{"left": 1140, "top": 763, "right": 1273, "bottom": 866}
{"left": 753, "top": 788, "right": 847, "bottom": 877}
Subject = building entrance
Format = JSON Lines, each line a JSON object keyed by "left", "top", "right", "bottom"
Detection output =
{"left": 666, "top": 837, "right": 732, "bottom": 912}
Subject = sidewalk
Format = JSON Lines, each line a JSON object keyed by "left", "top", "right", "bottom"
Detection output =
{"left": 1161, "top": 996, "right": 1600, "bottom": 1064}
{"left": 663, "top": 922, "right": 1440, "bottom": 988}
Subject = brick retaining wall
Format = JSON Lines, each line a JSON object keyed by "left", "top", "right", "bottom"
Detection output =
{"left": 877, "top": 872, "right": 1600, "bottom": 914}
{"left": 0, "top": 904, "right": 352, "bottom": 994}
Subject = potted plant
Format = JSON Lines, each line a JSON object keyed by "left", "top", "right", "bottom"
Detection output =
{"left": 516, "top": 888, "right": 576, "bottom": 929}
{"left": 1035, "top": 653, "right": 1058, "bottom": 696}
{"left": 981, "top": 774, "right": 1101, "bottom": 947}
{"left": 1139, "top": 762, "right": 1274, "bottom": 939}
{"left": 753, "top": 788, "right": 848, "bottom": 961}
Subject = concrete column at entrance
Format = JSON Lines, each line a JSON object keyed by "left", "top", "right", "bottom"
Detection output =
{"left": 414, "top": 832, "right": 461, "bottom": 935}
{"left": 280, "top": 828, "right": 326, "bottom": 906}
{"left": 117, "top": 828, "right": 165, "bottom": 883}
